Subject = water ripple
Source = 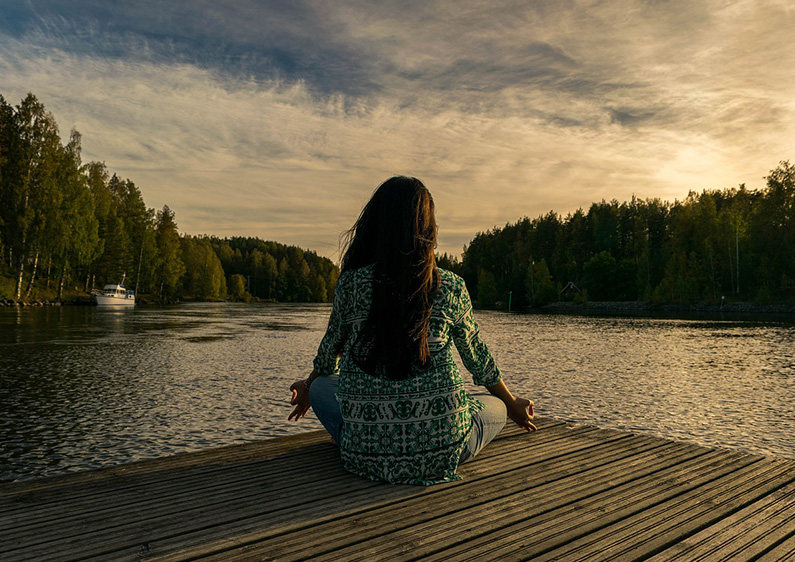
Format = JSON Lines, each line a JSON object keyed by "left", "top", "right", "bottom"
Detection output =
{"left": 1, "top": 304, "right": 793, "bottom": 481}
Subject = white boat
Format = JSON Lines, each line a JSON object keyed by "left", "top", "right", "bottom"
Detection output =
{"left": 93, "top": 284, "right": 136, "bottom": 307}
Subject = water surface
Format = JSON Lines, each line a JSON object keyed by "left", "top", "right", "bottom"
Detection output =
{"left": 1, "top": 304, "right": 793, "bottom": 481}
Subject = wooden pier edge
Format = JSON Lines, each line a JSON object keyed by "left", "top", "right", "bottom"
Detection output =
{"left": 1, "top": 418, "right": 794, "bottom": 562}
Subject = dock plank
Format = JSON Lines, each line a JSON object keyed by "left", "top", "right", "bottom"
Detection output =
{"left": 757, "top": 537, "right": 795, "bottom": 562}
{"left": 646, "top": 479, "right": 795, "bottom": 561}
{"left": 150, "top": 424, "right": 631, "bottom": 561}
{"left": 376, "top": 449, "right": 746, "bottom": 562}
{"left": 526, "top": 458, "right": 794, "bottom": 562}
{"left": 214, "top": 436, "right": 677, "bottom": 562}
{"left": 2, "top": 418, "right": 794, "bottom": 562}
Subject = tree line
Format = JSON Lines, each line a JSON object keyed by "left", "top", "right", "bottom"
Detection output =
{"left": 451, "top": 161, "right": 795, "bottom": 308}
{"left": 0, "top": 93, "right": 338, "bottom": 303}
{"left": 3, "top": 92, "right": 792, "bottom": 308}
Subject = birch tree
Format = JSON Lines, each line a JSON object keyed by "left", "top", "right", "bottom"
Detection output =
{"left": 0, "top": 94, "right": 62, "bottom": 300}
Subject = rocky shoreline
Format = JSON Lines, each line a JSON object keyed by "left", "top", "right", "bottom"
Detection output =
{"left": 3, "top": 298, "right": 793, "bottom": 315}
{"left": 541, "top": 301, "right": 795, "bottom": 314}
{"left": 1, "top": 299, "right": 67, "bottom": 307}
{"left": 0, "top": 296, "right": 179, "bottom": 307}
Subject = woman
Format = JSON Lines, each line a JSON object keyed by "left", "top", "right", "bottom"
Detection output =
{"left": 288, "top": 176, "right": 535, "bottom": 485}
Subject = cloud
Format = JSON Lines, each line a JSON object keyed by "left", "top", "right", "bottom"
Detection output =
{"left": 1, "top": 0, "right": 794, "bottom": 258}
{"left": 1, "top": 0, "right": 381, "bottom": 96}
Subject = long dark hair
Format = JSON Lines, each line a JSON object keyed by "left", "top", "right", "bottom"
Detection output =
{"left": 341, "top": 176, "right": 440, "bottom": 380}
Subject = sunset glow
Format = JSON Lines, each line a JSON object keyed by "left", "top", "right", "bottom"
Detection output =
{"left": 2, "top": 0, "right": 793, "bottom": 258}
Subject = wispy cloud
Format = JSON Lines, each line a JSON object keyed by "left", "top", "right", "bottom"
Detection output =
{"left": 1, "top": 0, "right": 793, "bottom": 257}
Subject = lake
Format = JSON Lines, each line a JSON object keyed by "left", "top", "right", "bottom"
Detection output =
{"left": 1, "top": 303, "right": 793, "bottom": 482}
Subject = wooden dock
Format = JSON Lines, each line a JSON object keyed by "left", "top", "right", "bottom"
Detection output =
{"left": 2, "top": 418, "right": 795, "bottom": 561}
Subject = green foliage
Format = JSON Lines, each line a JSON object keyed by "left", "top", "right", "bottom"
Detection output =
{"left": 436, "top": 252, "right": 463, "bottom": 275}
{"left": 0, "top": 94, "right": 63, "bottom": 299}
{"left": 2, "top": 92, "right": 792, "bottom": 307}
{"left": 583, "top": 251, "right": 617, "bottom": 301}
{"left": 748, "top": 161, "right": 795, "bottom": 300}
{"left": 0, "top": 92, "right": 339, "bottom": 304}
{"left": 181, "top": 236, "right": 227, "bottom": 300}
{"left": 462, "top": 162, "right": 795, "bottom": 306}
{"left": 154, "top": 205, "right": 185, "bottom": 300}
{"left": 227, "top": 273, "right": 250, "bottom": 302}
{"left": 476, "top": 268, "right": 499, "bottom": 306}
{"left": 526, "top": 258, "right": 557, "bottom": 306}
{"left": 207, "top": 236, "right": 337, "bottom": 302}
{"left": 51, "top": 131, "right": 101, "bottom": 298}
{"left": 581, "top": 252, "right": 638, "bottom": 301}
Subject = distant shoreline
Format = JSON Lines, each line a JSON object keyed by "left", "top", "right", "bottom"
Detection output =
{"left": 538, "top": 300, "right": 795, "bottom": 315}
{"left": 3, "top": 297, "right": 794, "bottom": 316}
{"left": 0, "top": 297, "right": 298, "bottom": 307}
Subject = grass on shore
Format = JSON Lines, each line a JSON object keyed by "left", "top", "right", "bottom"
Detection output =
{"left": 0, "top": 272, "right": 93, "bottom": 303}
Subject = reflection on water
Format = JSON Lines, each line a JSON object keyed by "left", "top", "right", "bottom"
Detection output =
{"left": 0, "top": 304, "right": 330, "bottom": 482}
{"left": 1, "top": 304, "right": 793, "bottom": 482}
{"left": 476, "top": 313, "right": 795, "bottom": 462}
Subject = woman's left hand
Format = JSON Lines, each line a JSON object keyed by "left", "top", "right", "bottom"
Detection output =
{"left": 507, "top": 396, "right": 537, "bottom": 432}
{"left": 288, "top": 380, "right": 311, "bottom": 421}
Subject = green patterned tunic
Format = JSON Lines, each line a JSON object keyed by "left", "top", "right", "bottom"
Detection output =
{"left": 313, "top": 265, "right": 502, "bottom": 485}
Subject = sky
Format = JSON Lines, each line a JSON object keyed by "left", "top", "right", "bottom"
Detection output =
{"left": 1, "top": 0, "right": 794, "bottom": 259}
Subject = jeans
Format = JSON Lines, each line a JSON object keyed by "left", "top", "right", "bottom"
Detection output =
{"left": 308, "top": 374, "right": 344, "bottom": 444}
{"left": 308, "top": 374, "right": 507, "bottom": 464}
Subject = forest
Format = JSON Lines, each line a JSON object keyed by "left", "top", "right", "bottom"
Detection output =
{"left": 450, "top": 160, "right": 795, "bottom": 308}
{"left": 0, "top": 93, "right": 338, "bottom": 303}
{"left": 1, "top": 92, "right": 793, "bottom": 308}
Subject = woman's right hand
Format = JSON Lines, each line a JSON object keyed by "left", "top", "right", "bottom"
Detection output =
{"left": 288, "top": 379, "right": 311, "bottom": 421}
{"left": 506, "top": 396, "right": 536, "bottom": 432}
